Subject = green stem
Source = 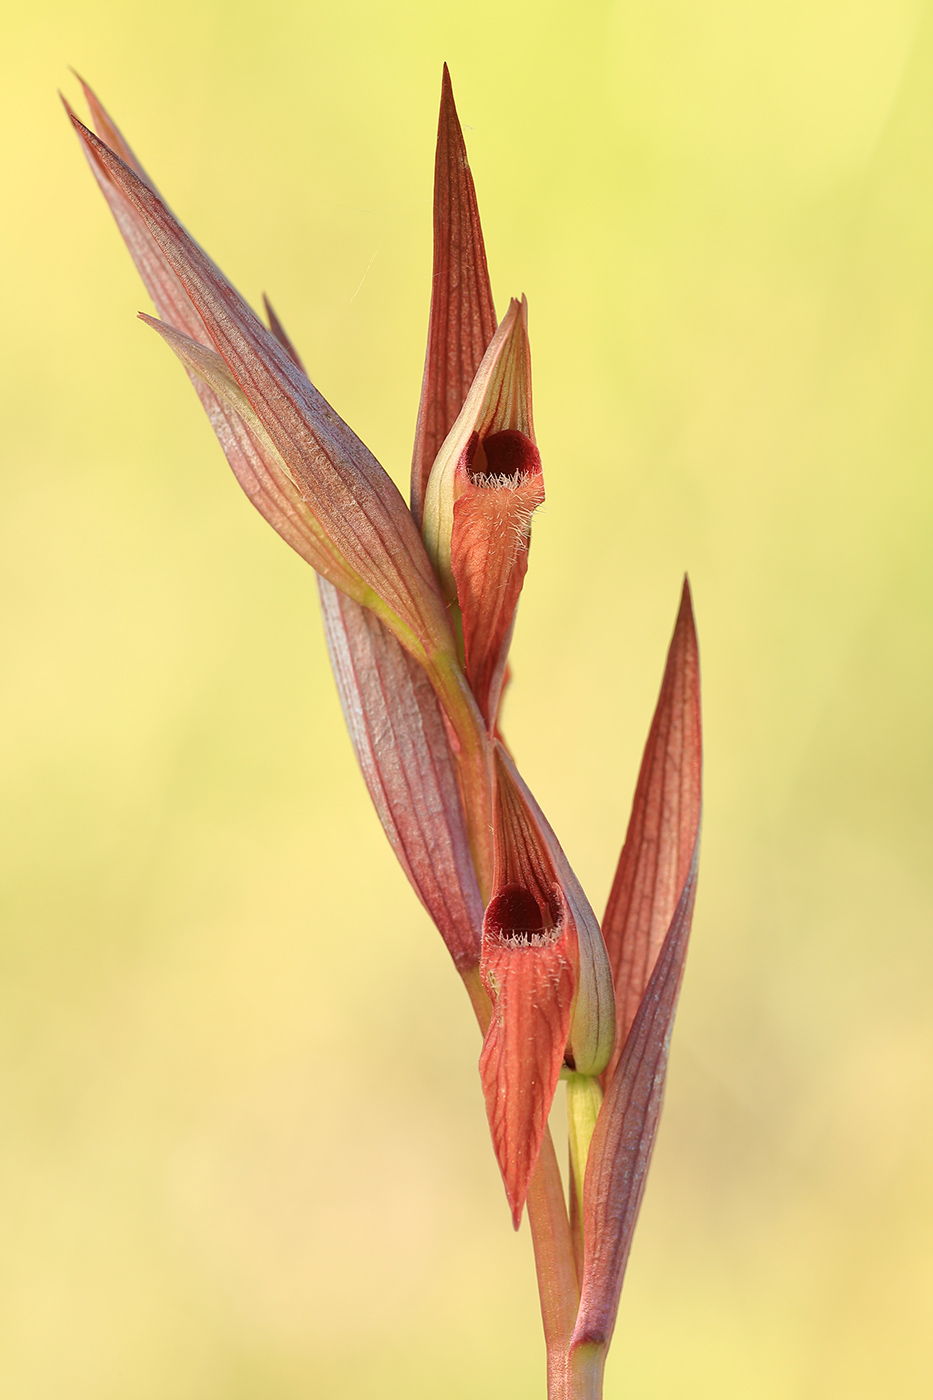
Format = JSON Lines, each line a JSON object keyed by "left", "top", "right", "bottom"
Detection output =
{"left": 526, "top": 1130, "right": 580, "bottom": 1398}
{"left": 566, "top": 1341, "right": 607, "bottom": 1400}
{"left": 565, "top": 1073, "right": 603, "bottom": 1273}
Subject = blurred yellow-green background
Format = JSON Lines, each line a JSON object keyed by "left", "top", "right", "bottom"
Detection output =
{"left": 2, "top": 1, "right": 932, "bottom": 1396}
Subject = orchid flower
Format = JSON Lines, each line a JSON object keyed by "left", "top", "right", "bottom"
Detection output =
{"left": 69, "top": 65, "right": 702, "bottom": 1400}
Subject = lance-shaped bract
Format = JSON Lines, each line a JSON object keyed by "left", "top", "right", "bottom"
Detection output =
{"left": 260, "top": 304, "right": 487, "bottom": 977}
{"left": 411, "top": 64, "right": 498, "bottom": 527}
{"left": 601, "top": 578, "right": 702, "bottom": 1086}
{"left": 72, "top": 72, "right": 161, "bottom": 195}
{"left": 571, "top": 853, "right": 698, "bottom": 1368}
{"left": 423, "top": 298, "right": 543, "bottom": 728}
{"left": 69, "top": 88, "right": 500, "bottom": 898}
{"left": 319, "top": 577, "right": 484, "bottom": 975}
{"left": 68, "top": 108, "right": 460, "bottom": 690}
{"left": 64, "top": 88, "right": 325, "bottom": 575}
{"left": 479, "top": 745, "right": 616, "bottom": 1228}
{"left": 569, "top": 581, "right": 702, "bottom": 1368}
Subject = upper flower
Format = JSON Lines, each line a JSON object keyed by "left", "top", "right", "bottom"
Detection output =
{"left": 423, "top": 296, "right": 544, "bottom": 729}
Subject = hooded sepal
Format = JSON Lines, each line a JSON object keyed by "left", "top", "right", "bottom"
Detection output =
{"left": 602, "top": 577, "right": 702, "bottom": 1085}
{"left": 498, "top": 749, "right": 616, "bottom": 1079}
{"left": 422, "top": 298, "right": 542, "bottom": 727}
{"left": 422, "top": 297, "right": 535, "bottom": 598}
{"left": 411, "top": 65, "right": 497, "bottom": 526}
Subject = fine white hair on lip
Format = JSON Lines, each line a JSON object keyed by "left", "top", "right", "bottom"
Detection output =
{"left": 496, "top": 927, "right": 561, "bottom": 948}
{"left": 470, "top": 470, "right": 530, "bottom": 489}
{"left": 463, "top": 473, "right": 539, "bottom": 547}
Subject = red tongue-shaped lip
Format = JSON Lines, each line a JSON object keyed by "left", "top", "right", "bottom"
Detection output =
{"left": 468, "top": 428, "right": 541, "bottom": 483}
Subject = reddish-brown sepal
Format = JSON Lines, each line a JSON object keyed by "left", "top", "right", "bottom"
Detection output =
{"left": 601, "top": 577, "right": 702, "bottom": 1085}
{"left": 570, "top": 579, "right": 702, "bottom": 1355}
{"left": 411, "top": 65, "right": 497, "bottom": 525}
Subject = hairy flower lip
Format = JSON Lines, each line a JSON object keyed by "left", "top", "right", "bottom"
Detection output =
{"left": 450, "top": 447, "right": 544, "bottom": 729}
{"left": 478, "top": 752, "right": 576, "bottom": 1226}
{"left": 480, "top": 904, "right": 575, "bottom": 1230}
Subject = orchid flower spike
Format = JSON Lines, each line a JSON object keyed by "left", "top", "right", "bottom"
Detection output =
{"left": 71, "top": 64, "right": 702, "bottom": 1400}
